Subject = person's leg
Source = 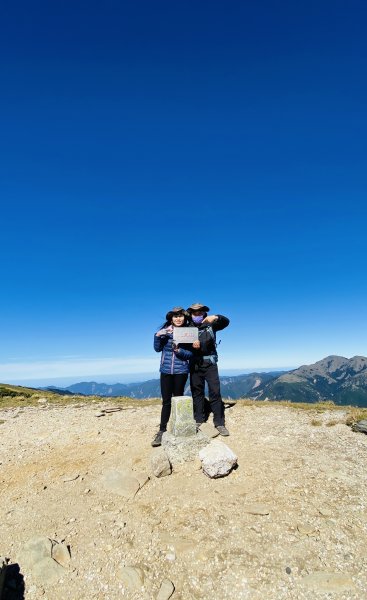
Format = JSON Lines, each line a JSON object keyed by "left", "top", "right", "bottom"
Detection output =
{"left": 190, "top": 367, "right": 206, "bottom": 424}
{"left": 172, "top": 373, "right": 188, "bottom": 397}
{"left": 160, "top": 373, "right": 174, "bottom": 431}
{"left": 205, "top": 363, "right": 225, "bottom": 427}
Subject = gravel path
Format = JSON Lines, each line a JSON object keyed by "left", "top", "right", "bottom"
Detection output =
{"left": 1, "top": 401, "right": 366, "bottom": 599}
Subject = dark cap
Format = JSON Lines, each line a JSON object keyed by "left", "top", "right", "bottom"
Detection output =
{"left": 187, "top": 302, "right": 210, "bottom": 312}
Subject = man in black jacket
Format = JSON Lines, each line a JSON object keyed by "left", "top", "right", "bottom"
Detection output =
{"left": 187, "top": 302, "right": 230, "bottom": 436}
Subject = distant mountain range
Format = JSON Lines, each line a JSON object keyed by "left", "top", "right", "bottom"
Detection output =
{"left": 49, "top": 371, "right": 280, "bottom": 401}
{"left": 45, "top": 355, "right": 367, "bottom": 407}
{"left": 253, "top": 355, "right": 367, "bottom": 406}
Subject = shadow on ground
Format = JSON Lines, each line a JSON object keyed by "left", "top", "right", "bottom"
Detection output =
{"left": 2, "top": 563, "right": 25, "bottom": 600}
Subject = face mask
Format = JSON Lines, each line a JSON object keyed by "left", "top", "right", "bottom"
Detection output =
{"left": 192, "top": 315, "right": 204, "bottom": 324}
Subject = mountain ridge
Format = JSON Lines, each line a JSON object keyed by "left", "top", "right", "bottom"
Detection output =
{"left": 254, "top": 355, "right": 367, "bottom": 406}
{"left": 42, "top": 355, "right": 367, "bottom": 407}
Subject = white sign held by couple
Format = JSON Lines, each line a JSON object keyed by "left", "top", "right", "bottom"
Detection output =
{"left": 173, "top": 327, "right": 198, "bottom": 344}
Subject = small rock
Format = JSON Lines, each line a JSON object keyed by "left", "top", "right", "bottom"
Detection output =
{"left": 156, "top": 578, "right": 175, "bottom": 600}
{"left": 165, "top": 551, "right": 176, "bottom": 561}
{"left": 166, "top": 539, "right": 195, "bottom": 556}
{"left": 196, "top": 550, "right": 210, "bottom": 562}
{"left": 302, "top": 571, "right": 355, "bottom": 592}
{"left": 318, "top": 507, "right": 333, "bottom": 517}
{"left": 151, "top": 448, "right": 172, "bottom": 477}
{"left": 297, "top": 523, "right": 317, "bottom": 536}
{"left": 199, "top": 422, "right": 220, "bottom": 438}
{"left": 243, "top": 504, "right": 270, "bottom": 516}
{"left": 193, "top": 457, "right": 202, "bottom": 470}
{"left": 118, "top": 566, "right": 145, "bottom": 592}
{"left": 351, "top": 419, "right": 367, "bottom": 433}
{"left": 62, "top": 474, "right": 79, "bottom": 482}
{"left": 52, "top": 542, "right": 71, "bottom": 568}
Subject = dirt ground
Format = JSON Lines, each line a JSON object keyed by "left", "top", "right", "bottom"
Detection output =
{"left": 1, "top": 400, "right": 367, "bottom": 599}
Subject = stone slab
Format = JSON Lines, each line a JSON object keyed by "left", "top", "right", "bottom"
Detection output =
{"left": 101, "top": 469, "right": 140, "bottom": 499}
{"left": 199, "top": 422, "right": 220, "bottom": 438}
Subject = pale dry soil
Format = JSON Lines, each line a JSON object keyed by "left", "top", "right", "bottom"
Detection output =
{"left": 1, "top": 402, "right": 367, "bottom": 600}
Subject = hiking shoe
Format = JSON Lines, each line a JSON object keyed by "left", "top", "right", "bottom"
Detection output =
{"left": 216, "top": 425, "right": 230, "bottom": 436}
{"left": 196, "top": 422, "right": 203, "bottom": 432}
{"left": 151, "top": 431, "right": 164, "bottom": 447}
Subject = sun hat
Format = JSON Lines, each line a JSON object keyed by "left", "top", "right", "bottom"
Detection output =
{"left": 165, "top": 306, "right": 188, "bottom": 321}
{"left": 187, "top": 303, "right": 210, "bottom": 312}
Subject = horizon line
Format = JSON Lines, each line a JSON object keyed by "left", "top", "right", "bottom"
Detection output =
{"left": 3, "top": 366, "right": 295, "bottom": 388}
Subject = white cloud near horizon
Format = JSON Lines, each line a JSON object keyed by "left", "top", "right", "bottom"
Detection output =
{"left": 0, "top": 356, "right": 159, "bottom": 380}
{"left": 2, "top": 348, "right": 358, "bottom": 382}
{"left": 0, "top": 353, "right": 300, "bottom": 383}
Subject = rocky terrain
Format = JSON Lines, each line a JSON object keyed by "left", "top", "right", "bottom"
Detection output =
{"left": 1, "top": 399, "right": 367, "bottom": 599}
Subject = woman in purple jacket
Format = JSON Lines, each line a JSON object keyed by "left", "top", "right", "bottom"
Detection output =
{"left": 152, "top": 306, "right": 193, "bottom": 447}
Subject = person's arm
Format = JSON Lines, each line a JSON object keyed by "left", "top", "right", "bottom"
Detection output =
{"left": 214, "top": 315, "right": 229, "bottom": 331}
{"left": 154, "top": 333, "right": 167, "bottom": 352}
{"left": 174, "top": 346, "right": 193, "bottom": 361}
{"left": 210, "top": 314, "right": 230, "bottom": 331}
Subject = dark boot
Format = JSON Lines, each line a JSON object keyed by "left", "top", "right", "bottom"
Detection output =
{"left": 151, "top": 430, "right": 164, "bottom": 447}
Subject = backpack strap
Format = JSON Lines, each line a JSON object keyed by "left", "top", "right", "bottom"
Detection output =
{"left": 198, "top": 326, "right": 218, "bottom": 357}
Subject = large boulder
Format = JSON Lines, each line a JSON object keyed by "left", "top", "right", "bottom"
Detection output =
{"left": 199, "top": 439, "right": 238, "bottom": 478}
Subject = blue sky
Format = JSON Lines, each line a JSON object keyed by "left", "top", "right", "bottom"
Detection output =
{"left": 1, "top": 0, "right": 366, "bottom": 386}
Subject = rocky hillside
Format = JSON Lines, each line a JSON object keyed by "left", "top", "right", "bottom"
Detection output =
{"left": 254, "top": 356, "right": 367, "bottom": 406}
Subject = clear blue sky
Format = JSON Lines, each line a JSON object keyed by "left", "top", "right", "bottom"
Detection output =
{"left": 1, "top": 0, "right": 366, "bottom": 386}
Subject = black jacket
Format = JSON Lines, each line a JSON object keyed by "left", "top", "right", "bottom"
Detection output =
{"left": 191, "top": 315, "right": 230, "bottom": 362}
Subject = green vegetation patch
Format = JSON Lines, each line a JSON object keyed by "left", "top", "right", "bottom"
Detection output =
{"left": 0, "top": 382, "right": 162, "bottom": 409}
{"left": 233, "top": 398, "right": 367, "bottom": 427}
{"left": 0, "top": 386, "right": 24, "bottom": 398}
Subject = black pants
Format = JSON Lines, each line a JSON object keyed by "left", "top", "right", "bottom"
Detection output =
{"left": 190, "top": 362, "right": 225, "bottom": 427}
{"left": 160, "top": 372, "right": 188, "bottom": 431}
